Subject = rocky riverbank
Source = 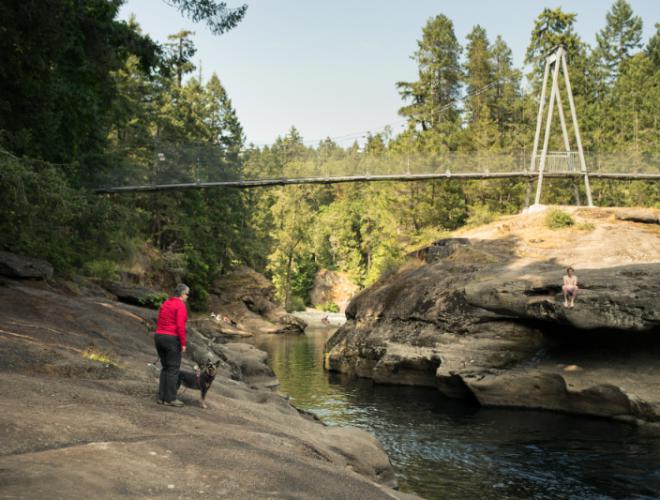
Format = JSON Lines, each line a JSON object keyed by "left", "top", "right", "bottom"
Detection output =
{"left": 325, "top": 207, "right": 660, "bottom": 427}
{"left": 0, "top": 258, "right": 416, "bottom": 499}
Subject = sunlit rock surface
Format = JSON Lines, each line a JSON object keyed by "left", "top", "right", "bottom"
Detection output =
{"left": 326, "top": 207, "right": 660, "bottom": 421}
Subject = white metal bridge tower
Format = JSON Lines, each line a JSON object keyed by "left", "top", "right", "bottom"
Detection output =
{"left": 529, "top": 45, "right": 593, "bottom": 207}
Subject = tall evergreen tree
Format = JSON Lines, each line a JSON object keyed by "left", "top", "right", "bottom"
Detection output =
{"left": 490, "top": 36, "right": 523, "bottom": 148}
{"left": 464, "top": 25, "right": 495, "bottom": 126}
{"left": 397, "top": 15, "right": 463, "bottom": 132}
{"left": 525, "top": 8, "right": 584, "bottom": 87}
{"left": 165, "top": 30, "right": 197, "bottom": 88}
{"left": 594, "top": 0, "right": 643, "bottom": 84}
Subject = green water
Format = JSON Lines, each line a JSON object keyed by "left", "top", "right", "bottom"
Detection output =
{"left": 247, "top": 324, "right": 660, "bottom": 500}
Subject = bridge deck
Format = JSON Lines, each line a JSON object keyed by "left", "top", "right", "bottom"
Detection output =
{"left": 94, "top": 171, "right": 660, "bottom": 194}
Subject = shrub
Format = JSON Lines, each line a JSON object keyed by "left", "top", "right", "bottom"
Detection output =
{"left": 287, "top": 295, "right": 306, "bottom": 312}
{"left": 317, "top": 301, "right": 340, "bottom": 313}
{"left": 576, "top": 221, "right": 595, "bottom": 231}
{"left": 138, "top": 292, "right": 168, "bottom": 309}
{"left": 466, "top": 203, "right": 495, "bottom": 227}
{"left": 84, "top": 259, "right": 119, "bottom": 282}
{"left": 545, "top": 209, "right": 575, "bottom": 229}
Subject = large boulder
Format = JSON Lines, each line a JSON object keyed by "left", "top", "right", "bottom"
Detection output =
{"left": 325, "top": 207, "right": 660, "bottom": 421}
{"left": 209, "top": 267, "right": 307, "bottom": 335}
{"left": 0, "top": 251, "right": 53, "bottom": 279}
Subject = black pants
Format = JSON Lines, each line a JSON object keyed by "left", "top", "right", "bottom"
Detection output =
{"left": 154, "top": 334, "right": 181, "bottom": 402}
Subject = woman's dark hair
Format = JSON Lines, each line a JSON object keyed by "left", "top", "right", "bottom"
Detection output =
{"left": 567, "top": 267, "right": 574, "bottom": 272}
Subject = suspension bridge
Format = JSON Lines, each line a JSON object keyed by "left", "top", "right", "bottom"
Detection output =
{"left": 93, "top": 150, "right": 660, "bottom": 194}
{"left": 94, "top": 47, "right": 659, "bottom": 204}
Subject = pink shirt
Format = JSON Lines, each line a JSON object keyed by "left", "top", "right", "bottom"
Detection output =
{"left": 155, "top": 297, "right": 188, "bottom": 347}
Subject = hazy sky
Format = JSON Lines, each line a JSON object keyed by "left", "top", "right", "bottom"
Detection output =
{"left": 119, "top": 1, "right": 658, "bottom": 147}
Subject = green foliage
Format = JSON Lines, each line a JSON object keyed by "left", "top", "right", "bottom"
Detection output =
{"left": 466, "top": 204, "right": 496, "bottom": 227}
{"left": 365, "top": 245, "right": 402, "bottom": 286}
{"left": 84, "top": 260, "right": 120, "bottom": 282}
{"left": 287, "top": 295, "right": 306, "bottom": 313}
{"left": 594, "top": 0, "right": 643, "bottom": 83}
{"left": 545, "top": 209, "right": 575, "bottom": 229}
{"left": 525, "top": 8, "right": 583, "bottom": 84}
{"left": 397, "top": 14, "right": 463, "bottom": 132}
{"left": 167, "top": 0, "right": 247, "bottom": 35}
{"left": 0, "top": 152, "right": 142, "bottom": 272}
{"left": 317, "top": 302, "right": 340, "bottom": 313}
{"left": 183, "top": 245, "right": 211, "bottom": 311}
{"left": 138, "top": 292, "right": 169, "bottom": 310}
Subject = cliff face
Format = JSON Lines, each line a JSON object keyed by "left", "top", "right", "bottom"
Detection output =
{"left": 310, "top": 269, "right": 359, "bottom": 313}
{"left": 325, "top": 207, "right": 660, "bottom": 422}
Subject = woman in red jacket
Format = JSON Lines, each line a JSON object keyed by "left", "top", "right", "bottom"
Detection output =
{"left": 155, "top": 283, "right": 189, "bottom": 407}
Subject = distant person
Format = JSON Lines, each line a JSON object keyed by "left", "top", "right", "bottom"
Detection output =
{"left": 321, "top": 315, "right": 330, "bottom": 325}
{"left": 155, "top": 284, "right": 189, "bottom": 407}
{"left": 562, "top": 267, "right": 578, "bottom": 308}
{"left": 223, "top": 315, "right": 238, "bottom": 327}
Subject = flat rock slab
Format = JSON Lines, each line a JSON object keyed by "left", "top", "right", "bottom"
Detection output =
{"left": 615, "top": 208, "right": 660, "bottom": 224}
{"left": 465, "top": 263, "right": 660, "bottom": 331}
{"left": 0, "top": 280, "right": 414, "bottom": 499}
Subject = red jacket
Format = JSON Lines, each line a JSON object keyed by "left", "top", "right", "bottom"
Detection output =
{"left": 155, "top": 297, "right": 188, "bottom": 348}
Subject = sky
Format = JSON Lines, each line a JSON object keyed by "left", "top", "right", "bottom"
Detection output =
{"left": 119, "top": 1, "right": 659, "bottom": 147}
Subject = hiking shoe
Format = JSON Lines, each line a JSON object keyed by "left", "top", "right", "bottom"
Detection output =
{"left": 163, "top": 399, "right": 184, "bottom": 407}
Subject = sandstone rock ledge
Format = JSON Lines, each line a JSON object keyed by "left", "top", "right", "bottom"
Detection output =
{"left": 0, "top": 278, "right": 416, "bottom": 499}
{"left": 325, "top": 207, "right": 660, "bottom": 422}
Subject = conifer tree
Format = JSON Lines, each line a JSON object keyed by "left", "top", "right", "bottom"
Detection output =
{"left": 594, "top": 0, "right": 643, "bottom": 84}
{"left": 397, "top": 15, "right": 462, "bottom": 132}
{"left": 464, "top": 25, "right": 495, "bottom": 126}
{"left": 525, "top": 8, "right": 584, "bottom": 87}
{"left": 646, "top": 23, "right": 660, "bottom": 69}
{"left": 490, "top": 36, "right": 523, "bottom": 149}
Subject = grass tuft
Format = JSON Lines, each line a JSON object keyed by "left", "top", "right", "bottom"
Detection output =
{"left": 545, "top": 209, "right": 575, "bottom": 229}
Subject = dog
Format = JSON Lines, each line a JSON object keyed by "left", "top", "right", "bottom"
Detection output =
{"left": 177, "top": 359, "right": 221, "bottom": 409}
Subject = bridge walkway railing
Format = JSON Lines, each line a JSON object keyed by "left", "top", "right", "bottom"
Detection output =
{"left": 90, "top": 145, "right": 660, "bottom": 192}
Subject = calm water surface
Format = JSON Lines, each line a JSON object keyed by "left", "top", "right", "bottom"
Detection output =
{"left": 245, "top": 318, "right": 660, "bottom": 500}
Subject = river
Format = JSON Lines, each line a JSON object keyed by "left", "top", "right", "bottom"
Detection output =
{"left": 244, "top": 313, "right": 660, "bottom": 499}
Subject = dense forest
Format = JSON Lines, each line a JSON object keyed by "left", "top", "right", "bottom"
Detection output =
{"left": 1, "top": 0, "right": 658, "bottom": 310}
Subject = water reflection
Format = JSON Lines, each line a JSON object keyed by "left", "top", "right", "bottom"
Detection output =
{"left": 246, "top": 326, "right": 660, "bottom": 500}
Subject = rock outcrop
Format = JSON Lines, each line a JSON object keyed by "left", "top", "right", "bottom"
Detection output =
{"left": 464, "top": 263, "right": 660, "bottom": 331}
{"left": 210, "top": 266, "right": 307, "bottom": 334}
{"left": 310, "top": 269, "right": 359, "bottom": 312}
{"left": 0, "top": 250, "right": 53, "bottom": 279}
{"left": 325, "top": 207, "right": 660, "bottom": 422}
{"left": 0, "top": 276, "right": 411, "bottom": 499}
{"left": 103, "top": 282, "right": 165, "bottom": 309}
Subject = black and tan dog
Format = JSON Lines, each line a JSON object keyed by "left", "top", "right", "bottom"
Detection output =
{"left": 177, "top": 359, "right": 221, "bottom": 409}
